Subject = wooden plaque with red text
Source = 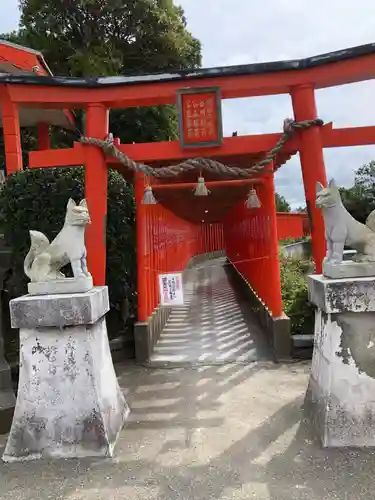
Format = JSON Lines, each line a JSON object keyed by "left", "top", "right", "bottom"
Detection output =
{"left": 177, "top": 87, "right": 223, "bottom": 148}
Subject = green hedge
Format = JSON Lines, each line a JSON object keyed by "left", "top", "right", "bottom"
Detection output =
{"left": 0, "top": 167, "right": 136, "bottom": 337}
{"left": 279, "top": 250, "right": 314, "bottom": 335}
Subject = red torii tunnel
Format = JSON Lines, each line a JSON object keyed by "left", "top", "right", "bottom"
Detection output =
{"left": 1, "top": 40, "right": 375, "bottom": 360}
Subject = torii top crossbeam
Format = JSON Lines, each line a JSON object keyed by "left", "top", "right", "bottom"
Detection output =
{"left": 3, "top": 42, "right": 375, "bottom": 105}
{"left": 1, "top": 41, "right": 375, "bottom": 284}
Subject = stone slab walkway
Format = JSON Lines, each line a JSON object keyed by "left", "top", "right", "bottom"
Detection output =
{"left": 1, "top": 361, "right": 375, "bottom": 499}
{"left": 148, "top": 258, "right": 270, "bottom": 366}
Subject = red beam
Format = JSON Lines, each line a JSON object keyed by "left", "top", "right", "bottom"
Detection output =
{"left": 7, "top": 52, "right": 375, "bottom": 108}
{"left": 28, "top": 134, "right": 301, "bottom": 169}
{"left": 27, "top": 124, "right": 375, "bottom": 171}
{"left": 108, "top": 134, "right": 301, "bottom": 164}
{"left": 322, "top": 125, "right": 375, "bottom": 148}
{"left": 28, "top": 144, "right": 85, "bottom": 168}
{"left": 153, "top": 178, "right": 265, "bottom": 191}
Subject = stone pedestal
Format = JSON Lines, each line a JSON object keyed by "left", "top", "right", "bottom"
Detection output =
{"left": 306, "top": 274, "right": 375, "bottom": 447}
{"left": 323, "top": 259, "right": 375, "bottom": 279}
{"left": 2, "top": 287, "right": 129, "bottom": 462}
{"left": 27, "top": 275, "right": 93, "bottom": 295}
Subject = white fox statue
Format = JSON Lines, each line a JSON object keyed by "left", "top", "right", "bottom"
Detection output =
{"left": 24, "top": 198, "right": 92, "bottom": 282}
{"left": 316, "top": 179, "right": 375, "bottom": 264}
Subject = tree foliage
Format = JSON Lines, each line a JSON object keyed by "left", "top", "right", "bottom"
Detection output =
{"left": 3, "top": 0, "right": 202, "bottom": 144}
{"left": 15, "top": 0, "right": 201, "bottom": 76}
{"left": 0, "top": 1, "right": 202, "bottom": 351}
{"left": 279, "top": 250, "right": 314, "bottom": 335}
{"left": 295, "top": 205, "right": 307, "bottom": 213}
{"left": 339, "top": 161, "right": 375, "bottom": 223}
{"left": 0, "top": 167, "right": 136, "bottom": 332}
{"left": 275, "top": 193, "right": 291, "bottom": 212}
{"left": 279, "top": 160, "right": 375, "bottom": 337}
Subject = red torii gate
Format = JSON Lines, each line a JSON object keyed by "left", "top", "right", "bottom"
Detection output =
{"left": 2, "top": 41, "right": 375, "bottom": 358}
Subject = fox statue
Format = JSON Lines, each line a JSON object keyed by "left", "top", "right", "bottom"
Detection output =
{"left": 316, "top": 179, "right": 375, "bottom": 264}
{"left": 24, "top": 198, "right": 92, "bottom": 282}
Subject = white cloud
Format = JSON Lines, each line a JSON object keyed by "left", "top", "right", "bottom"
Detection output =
{"left": 177, "top": 0, "right": 375, "bottom": 207}
{"left": 3, "top": 0, "right": 375, "bottom": 207}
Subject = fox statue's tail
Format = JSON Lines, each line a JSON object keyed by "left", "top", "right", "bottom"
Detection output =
{"left": 24, "top": 230, "right": 50, "bottom": 280}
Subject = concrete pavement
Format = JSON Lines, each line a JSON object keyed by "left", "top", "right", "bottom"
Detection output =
{"left": 1, "top": 360, "right": 375, "bottom": 499}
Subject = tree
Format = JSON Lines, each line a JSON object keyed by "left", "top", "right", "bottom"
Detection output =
{"left": 0, "top": 1, "right": 202, "bottom": 357}
{"left": 0, "top": 167, "right": 136, "bottom": 345}
{"left": 339, "top": 161, "right": 375, "bottom": 223}
{"left": 295, "top": 205, "right": 307, "bottom": 213}
{"left": 3, "top": 0, "right": 201, "bottom": 144}
{"left": 15, "top": 0, "right": 201, "bottom": 76}
{"left": 275, "top": 193, "right": 291, "bottom": 212}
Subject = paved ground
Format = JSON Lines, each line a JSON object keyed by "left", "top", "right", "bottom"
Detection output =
{"left": 149, "top": 259, "right": 269, "bottom": 366}
{"left": 1, "top": 360, "right": 375, "bottom": 499}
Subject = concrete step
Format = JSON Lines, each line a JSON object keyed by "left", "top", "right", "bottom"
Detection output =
{"left": 0, "top": 359, "right": 13, "bottom": 392}
{"left": 292, "top": 334, "right": 313, "bottom": 360}
{"left": 0, "top": 390, "right": 16, "bottom": 434}
{"left": 292, "top": 334, "right": 314, "bottom": 348}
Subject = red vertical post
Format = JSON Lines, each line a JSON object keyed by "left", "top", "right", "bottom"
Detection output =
{"left": 161, "top": 212, "right": 165, "bottom": 275}
{"left": 153, "top": 206, "right": 158, "bottom": 308}
{"left": 84, "top": 103, "right": 109, "bottom": 286}
{"left": 149, "top": 205, "right": 156, "bottom": 312}
{"left": 156, "top": 207, "right": 161, "bottom": 304}
{"left": 37, "top": 123, "right": 50, "bottom": 150}
{"left": 0, "top": 85, "right": 23, "bottom": 174}
{"left": 144, "top": 206, "right": 150, "bottom": 316}
{"left": 135, "top": 173, "right": 147, "bottom": 322}
{"left": 291, "top": 85, "right": 327, "bottom": 273}
{"left": 263, "top": 170, "right": 283, "bottom": 317}
{"left": 146, "top": 206, "right": 153, "bottom": 315}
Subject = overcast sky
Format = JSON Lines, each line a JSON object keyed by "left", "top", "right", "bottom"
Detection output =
{"left": 2, "top": 1, "right": 375, "bottom": 207}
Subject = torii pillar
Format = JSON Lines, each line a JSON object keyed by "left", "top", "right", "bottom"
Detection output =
{"left": 291, "top": 85, "right": 327, "bottom": 273}
{"left": 84, "top": 103, "right": 109, "bottom": 286}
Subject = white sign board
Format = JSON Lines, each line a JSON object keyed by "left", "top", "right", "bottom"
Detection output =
{"left": 159, "top": 273, "right": 184, "bottom": 306}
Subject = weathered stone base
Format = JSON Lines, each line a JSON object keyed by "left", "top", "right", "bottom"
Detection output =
{"left": 323, "top": 259, "right": 375, "bottom": 279}
{"left": 307, "top": 275, "right": 375, "bottom": 447}
{"left": 308, "top": 274, "right": 375, "bottom": 313}
{"left": 2, "top": 316, "right": 129, "bottom": 462}
{"left": 10, "top": 287, "right": 109, "bottom": 329}
{"left": 305, "top": 376, "right": 375, "bottom": 447}
{"left": 27, "top": 275, "right": 93, "bottom": 296}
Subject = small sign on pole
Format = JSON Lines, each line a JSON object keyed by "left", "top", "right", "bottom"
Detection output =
{"left": 159, "top": 273, "right": 184, "bottom": 306}
{"left": 177, "top": 87, "right": 223, "bottom": 149}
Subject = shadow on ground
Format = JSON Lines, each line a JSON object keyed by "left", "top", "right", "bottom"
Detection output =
{"left": 0, "top": 360, "right": 374, "bottom": 499}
